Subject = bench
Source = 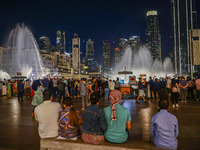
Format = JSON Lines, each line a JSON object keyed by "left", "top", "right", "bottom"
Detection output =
{"left": 40, "top": 137, "right": 162, "bottom": 150}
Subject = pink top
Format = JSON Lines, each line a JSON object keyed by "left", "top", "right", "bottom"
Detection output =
{"left": 195, "top": 79, "right": 200, "bottom": 90}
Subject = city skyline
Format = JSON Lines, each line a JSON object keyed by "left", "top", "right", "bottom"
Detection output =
{"left": 0, "top": 0, "right": 200, "bottom": 66}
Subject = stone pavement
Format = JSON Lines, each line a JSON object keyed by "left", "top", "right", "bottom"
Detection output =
{"left": 0, "top": 96, "right": 200, "bottom": 150}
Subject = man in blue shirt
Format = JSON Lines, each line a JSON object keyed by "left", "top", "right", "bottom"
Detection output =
{"left": 150, "top": 100, "right": 178, "bottom": 150}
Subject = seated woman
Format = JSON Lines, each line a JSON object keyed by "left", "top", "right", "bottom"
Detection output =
{"left": 82, "top": 92, "right": 107, "bottom": 145}
{"left": 58, "top": 97, "right": 79, "bottom": 140}
{"left": 103, "top": 90, "right": 131, "bottom": 143}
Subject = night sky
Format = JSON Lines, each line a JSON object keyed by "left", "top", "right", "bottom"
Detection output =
{"left": 0, "top": 0, "right": 200, "bottom": 66}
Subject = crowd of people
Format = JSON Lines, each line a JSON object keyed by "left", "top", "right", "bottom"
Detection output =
{"left": 1, "top": 75, "right": 200, "bottom": 149}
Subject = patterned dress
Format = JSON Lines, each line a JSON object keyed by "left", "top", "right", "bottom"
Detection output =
{"left": 58, "top": 108, "right": 79, "bottom": 139}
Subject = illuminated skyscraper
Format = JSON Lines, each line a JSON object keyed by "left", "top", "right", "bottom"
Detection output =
{"left": 38, "top": 36, "right": 51, "bottom": 50}
{"left": 86, "top": 39, "right": 95, "bottom": 72}
{"left": 56, "top": 30, "right": 66, "bottom": 54}
{"left": 146, "top": 10, "right": 161, "bottom": 60}
{"left": 103, "top": 42, "right": 110, "bottom": 75}
{"left": 171, "top": 0, "right": 197, "bottom": 74}
{"left": 72, "top": 33, "right": 80, "bottom": 71}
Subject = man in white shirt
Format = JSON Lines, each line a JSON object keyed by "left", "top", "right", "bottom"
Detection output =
{"left": 109, "top": 80, "right": 115, "bottom": 91}
{"left": 35, "top": 89, "right": 62, "bottom": 139}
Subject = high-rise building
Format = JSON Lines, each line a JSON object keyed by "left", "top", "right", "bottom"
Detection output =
{"left": 119, "top": 38, "right": 128, "bottom": 58}
{"left": 86, "top": 39, "right": 95, "bottom": 72}
{"left": 38, "top": 36, "right": 51, "bottom": 50}
{"left": 103, "top": 42, "right": 110, "bottom": 75}
{"left": 171, "top": 0, "right": 197, "bottom": 74}
{"left": 146, "top": 10, "right": 161, "bottom": 60}
{"left": 56, "top": 30, "right": 66, "bottom": 54}
{"left": 129, "top": 36, "right": 141, "bottom": 52}
{"left": 72, "top": 33, "right": 80, "bottom": 70}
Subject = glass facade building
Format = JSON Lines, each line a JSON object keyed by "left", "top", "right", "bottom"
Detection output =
{"left": 86, "top": 39, "right": 95, "bottom": 72}
{"left": 103, "top": 42, "right": 110, "bottom": 75}
{"left": 171, "top": 0, "right": 197, "bottom": 74}
{"left": 56, "top": 30, "right": 66, "bottom": 54}
{"left": 146, "top": 10, "right": 161, "bottom": 61}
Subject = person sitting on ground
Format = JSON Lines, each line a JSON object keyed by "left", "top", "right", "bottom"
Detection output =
{"left": 58, "top": 97, "right": 80, "bottom": 140}
{"left": 103, "top": 90, "right": 131, "bottom": 143}
{"left": 82, "top": 92, "right": 107, "bottom": 145}
{"left": 150, "top": 100, "right": 178, "bottom": 150}
{"left": 34, "top": 89, "right": 62, "bottom": 139}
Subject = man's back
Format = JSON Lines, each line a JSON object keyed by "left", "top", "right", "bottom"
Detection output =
{"left": 35, "top": 101, "right": 61, "bottom": 138}
{"left": 151, "top": 110, "right": 178, "bottom": 150}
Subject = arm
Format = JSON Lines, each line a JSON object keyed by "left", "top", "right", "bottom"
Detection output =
{"left": 126, "top": 110, "right": 131, "bottom": 130}
{"left": 150, "top": 118, "right": 155, "bottom": 138}
{"left": 126, "top": 121, "right": 131, "bottom": 130}
{"left": 174, "top": 118, "right": 179, "bottom": 138}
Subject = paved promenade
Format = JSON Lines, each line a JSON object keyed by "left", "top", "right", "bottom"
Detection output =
{"left": 0, "top": 96, "right": 200, "bottom": 150}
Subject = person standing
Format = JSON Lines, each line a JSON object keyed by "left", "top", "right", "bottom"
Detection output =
{"left": 58, "top": 79, "right": 66, "bottom": 104}
{"left": 102, "top": 79, "right": 109, "bottom": 100}
{"left": 195, "top": 75, "right": 200, "bottom": 101}
{"left": 80, "top": 78, "right": 88, "bottom": 109}
{"left": 143, "top": 78, "right": 149, "bottom": 100}
{"left": 187, "top": 77, "right": 195, "bottom": 100}
{"left": 70, "top": 78, "right": 75, "bottom": 98}
{"left": 35, "top": 89, "right": 62, "bottom": 139}
{"left": 31, "top": 80, "right": 45, "bottom": 117}
{"left": 166, "top": 77, "right": 171, "bottom": 100}
{"left": 179, "top": 77, "right": 188, "bottom": 102}
{"left": 52, "top": 77, "right": 58, "bottom": 98}
{"left": 150, "top": 100, "right": 178, "bottom": 150}
{"left": 149, "top": 77, "right": 154, "bottom": 99}
{"left": 7, "top": 80, "right": 13, "bottom": 98}
{"left": 171, "top": 79, "right": 179, "bottom": 108}
{"left": 114, "top": 78, "right": 120, "bottom": 90}
{"left": 17, "top": 80, "right": 24, "bottom": 101}
{"left": 97, "top": 77, "right": 102, "bottom": 93}
{"left": 136, "top": 78, "right": 147, "bottom": 103}
{"left": 109, "top": 80, "right": 115, "bottom": 91}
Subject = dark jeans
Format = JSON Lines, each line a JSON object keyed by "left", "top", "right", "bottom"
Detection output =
{"left": 53, "top": 87, "right": 58, "bottom": 97}
{"left": 188, "top": 87, "right": 194, "bottom": 99}
{"left": 71, "top": 87, "right": 76, "bottom": 97}
{"left": 171, "top": 92, "right": 178, "bottom": 104}
{"left": 59, "top": 90, "right": 65, "bottom": 103}
{"left": 18, "top": 91, "right": 23, "bottom": 101}
{"left": 196, "top": 90, "right": 200, "bottom": 99}
{"left": 150, "top": 88, "right": 154, "bottom": 98}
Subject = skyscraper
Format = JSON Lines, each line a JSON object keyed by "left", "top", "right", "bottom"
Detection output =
{"left": 86, "top": 39, "right": 95, "bottom": 72}
{"left": 56, "top": 30, "right": 66, "bottom": 54}
{"left": 103, "top": 42, "right": 110, "bottom": 75}
{"left": 38, "top": 36, "right": 51, "bottom": 50}
{"left": 171, "top": 0, "right": 197, "bottom": 74}
{"left": 72, "top": 33, "right": 80, "bottom": 70}
{"left": 146, "top": 10, "right": 161, "bottom": 60}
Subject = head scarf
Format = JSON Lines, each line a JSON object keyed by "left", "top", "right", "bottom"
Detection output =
{"left": 109, "top": 90, "right": 122, "bottom": 121}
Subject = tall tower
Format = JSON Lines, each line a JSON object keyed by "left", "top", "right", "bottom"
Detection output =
{"left": 86, "top": 39, "right": 95, "bottom": 72}
{"left": 146, "top": 10, "right": 161, "bottom": 60}
{"left": 56, "top": 30, "right": 65, "bottom": 54}
{"left": 38, "top": 36, "right": 51, "bottom": 50}
{"left": 72, "top": 34, "right": 80, "bottom": 74}
{"left": 171, "top": 0, "right": 197, "bottom": 74}
{"left": 103, "top": 42, "right": 110, "bottom": 75}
